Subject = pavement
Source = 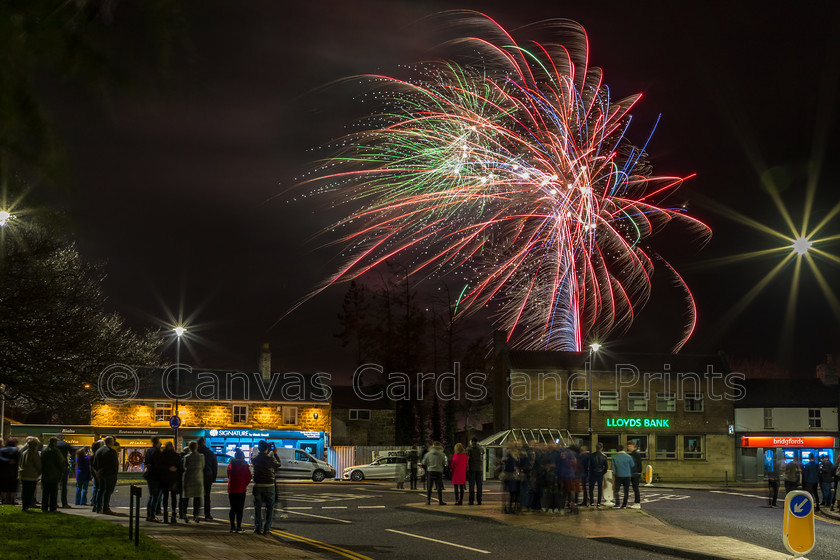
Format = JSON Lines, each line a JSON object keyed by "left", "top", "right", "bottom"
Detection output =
{"left": 58, "top": 481, "right": 830, "bottom": 560}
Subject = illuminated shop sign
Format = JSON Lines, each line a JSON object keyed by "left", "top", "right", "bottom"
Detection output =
{"left": 606, "top": 418, "right": 670, "bottom": 428}
{"left": 741, "top": 436, "right": 835, "bottom": 448}
{"left": 208, "top": 429, "right": 270, "bottom": 438}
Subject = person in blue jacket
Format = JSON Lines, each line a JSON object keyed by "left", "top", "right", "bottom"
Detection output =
{"left": 611, "top": 444, "right": 635, "bottom": 509}
{"left": 802, "top": 453, "right": 821, "bottom": 512}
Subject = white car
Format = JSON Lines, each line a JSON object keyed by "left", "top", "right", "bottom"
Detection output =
{"left": 343, "top": 456, "right": 425, "bottom": 481}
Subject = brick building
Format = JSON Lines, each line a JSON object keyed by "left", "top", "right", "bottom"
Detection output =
{"left": 330, "top": 386, "right": 395, "bottom": 446}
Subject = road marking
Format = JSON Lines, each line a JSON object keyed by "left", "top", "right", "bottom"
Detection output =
{"left": 358, "top": 505, "right": 386, "bottom": 509}
{"left": 385, "top": 529, "right": 490, "bottom": 554}
{"left": 323, "top": 506, "right": 348, "bottom": 509}
{"left": 269, "top": 529, "right": 372, "bottom": 560}
{"left": 710, "top": 490, "right": 765, "bottom": 500}
{"left": 286, "top": 506, "right": 313, "bottom": 510}
{"left": 281, "top": 509, "right": 352, "bottom": 523}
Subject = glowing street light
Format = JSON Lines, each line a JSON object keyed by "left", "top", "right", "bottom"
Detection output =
{"left": 792, "top": 237, "right": 813, "bottom": 256}
{"left": 0, "top": 211, "right": 11, "bottom": 227}
{"left": 174, "top": 325, "right": 187, "bottom": 447}
{"left": 588, "top": 342, "right": 602, "bottom": 443}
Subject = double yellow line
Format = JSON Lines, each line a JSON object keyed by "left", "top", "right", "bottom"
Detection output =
{"left": 269, "top": 528, "right": 372, "bottom": 560}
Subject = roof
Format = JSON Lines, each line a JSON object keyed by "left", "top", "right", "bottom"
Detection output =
{"left": 735, "top": 379, "right": 840, "bottom": 408}
{"left": 116, "top": 368, "right": 331, "bottom": 403}
{"left": 479, "top": 428, "right": 574, "bottom": 448}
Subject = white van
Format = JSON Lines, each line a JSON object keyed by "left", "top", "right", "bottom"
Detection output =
{"left": 274, "top": 448, "right": 336, "bottom": 482}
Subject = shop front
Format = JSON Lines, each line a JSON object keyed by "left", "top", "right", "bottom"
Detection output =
{"left": 206, "top": 428, "right": 328, "bottom": 461}
{"left": 737, "top": 434, "right": 838, "bottom": 480}
{"left": 9, "top": 424, "right": 97, "bottom": 448}
{"left": 99, "top": 427, "right": 176, "bottom": 473}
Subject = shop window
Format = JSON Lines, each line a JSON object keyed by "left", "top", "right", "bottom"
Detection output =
{"left": 570, "top": 390, "right": 590, "bottom": 411}
{"left": 283, "top": 406, "right": 298, "bottom": 425}
{"left": 349, "top": 409, "right": 371, "bottom": 421}
{"left": 656, "top": 392, "right": 675, "bottom": 412}
{"left": 685, "top": 393, "right": 703, "bottom": 412}
{"left": 232, "top": 405, "right": 248, "bottom": 423}
{"left": 656, "top": 435, "right": 677, "bottom": 459}
{"left": 627, "top": 435, "right": 649, "bottom": 458}
{"left": 154, "top": 403, "right": 172, "bottom": 422}
{"left": 683, "top": 435, "right": 704, "bottom": 459}
{"left": 764, "top": 408, "right": 773, "bottom": 429}
{"left": 599, "top": 391, "right": 619, "bottom": 411}
{"left": 808, "top": 409, "right": 821, "bottom": 429}
{"left": 628, "top": 392, "right": 647, "bottom": 412}
{"left": 598, "top": 434, "right": 620, "bottom": 456}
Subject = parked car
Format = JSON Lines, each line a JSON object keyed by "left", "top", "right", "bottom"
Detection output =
{"left": 274, "top": 448, "right": 336, "bottom": 482}
{"left": 342, "top": 456, "right": 425, "bottom": 481}
{"left": 216, "top": 453, "right": 232, "bottom": 481}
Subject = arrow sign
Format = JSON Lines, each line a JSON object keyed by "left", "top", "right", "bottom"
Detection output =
{"left": 783, "top": 490, "right": 815, "bottom": 556}
{"left": 169, "top": 415, "right": 181, "bottom": 429}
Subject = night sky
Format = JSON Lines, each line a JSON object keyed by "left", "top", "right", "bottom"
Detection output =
{"left": 29, "top": 1, "right": 840, "bottom": 377}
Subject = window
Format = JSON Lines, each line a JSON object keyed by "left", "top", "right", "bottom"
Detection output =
{"left": 295, "top": 450, "right": 314, "bottom": 462}
{"left": 656, "top": 392, "right": 675, "bottom": 412}
{"left": 282, "top": 406, "right": 298, "bottom": 425}
{"left": 685, "top": 393, "right": 704, "bottom": 412}
{"left": 154, "top": 403, "right": 172, "bottom": 422}
{"left": 628, "top": 392, "right": 647, "bottom": 412}
{"left": 656, "top": 435, "right": 677, "bottom": 459}
{"left": 627, "top": 435, "right": 649, "bottom": 459}
{"left": 570, "top": 390, "right": 590, "bottom": 411}
{"left": 597, "top": 434, "right": 620, "bottom": 456}
{"left": 232, "top": 405, "right": 248, "bottom": 423}
{"left": 808, "top": 409, "right": 821, "bottom": 429}
{"left": 683, "top": 435, "right": 705, "bottom": 460}
{"left": 349, "top": 409, "right": 371, "bottom": 421}
{"left": 764, "top": 408, "right": 773, "bottom": 429}
{"left": 599, "top": 391, "right": 619, "bottom": 411}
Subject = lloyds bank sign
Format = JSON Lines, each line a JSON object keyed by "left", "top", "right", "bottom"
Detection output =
{"left": 605, "top": 417, "right": 670, "bottom": 428}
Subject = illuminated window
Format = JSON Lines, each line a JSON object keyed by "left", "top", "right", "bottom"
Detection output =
{"left": 154, "top": 403, "right": 172, "bottom": 422}
{"left": 599, "top": 391, "right": 619, "bottom": 411}
{"left": 685, "top": 393, "right": 703, "bottom": 412}
{"left": 232, "top": 405, "right": 248, "bottom": 423}
{"left": 282, "top": 406, "right": 298, "bottom": 425}
{"left": 597, "top": 434, "right": 620, "bottom": 456}
{"left": 628, "top": 392, "right": 647, "bottom": 412}
{"left": 570, "top": 390, "right": 590, "bottom": 411}
{"left": 349, "top": 409, "right": 371, "bottom": 421}
{"left": 683, "top": 435, "right": 704, "bottom": 459}
{"left": 656, "top": 392, "right": 675, "bottom": 412}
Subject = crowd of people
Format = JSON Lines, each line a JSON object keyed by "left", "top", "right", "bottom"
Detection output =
{"left": 0, "top": 435, "right": 287, "bottom": 535}
{"left": 765, "top": 451, "right": 840, "bottom": 511}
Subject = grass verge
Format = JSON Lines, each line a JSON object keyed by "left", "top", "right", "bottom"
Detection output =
{"left": 0, "top": 505, "right": 180, "bottom": 560}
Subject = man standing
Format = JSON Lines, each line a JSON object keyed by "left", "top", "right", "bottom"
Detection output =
{"left": 627, "top": 440, "right": 642, "bottom": 509}
{"left": 197, "top": 437, "right": 218, "bottom": 520}
{"left": 56, "top": 439, "right": 72, "bottom": 509}
{"left": 611, "top": 444, "right": 634, "bottom": 509}
{"left": 144, "top": 436, "right": 163, "bottom": 521}
{"left": 578, "top": 445, "right": 591, "bottom": 507}
{"left": 467, "top": 438, "right": 484, "bottom": 505}
{"left": 251, "top": 440, "right": 281, "bottom": 535}
{"left": 406, "top": 445, "right": 419, "bottom": 490}
{"left": 819, "top": 455, "right": 834, "bottom": 508}
{"left": 422, "top": 441, "right": 446, "bottom": 505}
{"left": 802, "top": 453, "right": 821, "bottom": 513}
{"left": 41, "top": 438, "right": 65, "bottom": 513}
{"left": 765, "top": 449, "right": 782, "bottom": 508}
{"left": 92, "top": 436, "right": 119, "bottom": 514}
{"left": 588, "top": 442, "right": 608, "bottom": 508}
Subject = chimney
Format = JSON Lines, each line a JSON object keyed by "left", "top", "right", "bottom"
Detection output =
{"left": 259, "top": 343, "right": 271, "bottom": 381}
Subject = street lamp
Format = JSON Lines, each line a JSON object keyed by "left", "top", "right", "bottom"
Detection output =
{"left": 0, "top": 211, "right": 11, "bottom": 227}
{"left": 174, "top": 325, "right": 186, "bottom": 447}
{"left": 588, "top": 343, "right": 601, "bottom": 446}
{"left": 0, "top": 384, "right": 6, "bottom": 441}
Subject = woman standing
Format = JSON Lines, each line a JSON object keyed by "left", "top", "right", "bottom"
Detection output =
{"left": 75, "top": 447, "right": 91, "bottom": 505}
{"left": 450, "top": 443, "right": 468, "bottom": 505}
{"left": 227, "top": 448, "right": 251, "bottom": 532}
{"left": 181, "top": 441, "right": 205, "bottom": 523}
{"left": 18, "top": 438, "right": 42, "bottom": 511}
{"left": 160, "top": 441, "right": 183, "bottom": 524}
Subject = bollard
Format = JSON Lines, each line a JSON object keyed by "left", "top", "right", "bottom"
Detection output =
{"left": 129, "top": 484, "right": 142, "bottom": 547}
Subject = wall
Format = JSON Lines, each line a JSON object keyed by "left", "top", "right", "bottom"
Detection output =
{"left": 735, "top": 407, "right": 839, "bottom": 432}
{"left": 331, "top": 408, "right": 395, "bottom": 446}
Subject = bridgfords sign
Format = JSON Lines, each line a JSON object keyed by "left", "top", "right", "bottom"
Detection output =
{"left": 605, "top": 418, "right": 670, "bottom": 428}
{"left": 741, "top": 436, "right": 835, "bottom": 448}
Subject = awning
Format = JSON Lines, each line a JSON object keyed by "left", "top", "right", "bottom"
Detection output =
{"left": 478, "top": 428, "right": 574, "bottom": 448}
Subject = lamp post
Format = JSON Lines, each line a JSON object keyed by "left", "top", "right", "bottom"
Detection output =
{"left": 0, "top": 383, "right": 6, "bottom": 441}
{"left": 174, "top": 326, "right": 186, "bottom": 448}
{"left": 588, "top": 343, "right": 601, "bottom": 446}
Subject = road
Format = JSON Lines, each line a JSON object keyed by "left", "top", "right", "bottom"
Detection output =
{"left": 94, "top": 480, "right": 839, "bottom": 559}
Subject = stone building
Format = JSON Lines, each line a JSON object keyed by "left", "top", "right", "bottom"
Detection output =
{"left": 330, "top": 386, "right": 395, "bottom": 446}
{"left": 494, "top": 341, "right": 737, "bottom": 482}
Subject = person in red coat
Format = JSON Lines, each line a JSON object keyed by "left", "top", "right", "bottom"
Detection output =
{"left": 450, "top": 443, "right": 469, "bottom": 506}
{"left": 227, "top": 448, "right": 252, "bottom": 532}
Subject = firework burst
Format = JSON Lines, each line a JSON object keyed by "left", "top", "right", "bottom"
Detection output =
{"left": 296, "top": 11, "right": 711, "bottom": 352}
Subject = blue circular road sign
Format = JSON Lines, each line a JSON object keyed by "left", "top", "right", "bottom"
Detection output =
{"left": 789, "top": 494, "right": 812, "bottom": 518}
{"left": 169, "top": 415, "right": 182, "bottom": 429}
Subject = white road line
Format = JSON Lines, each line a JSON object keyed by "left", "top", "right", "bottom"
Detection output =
{"left": 385, "top": 529, "right": 490, "bottom": 554}
{"left": 322, "top": 506, "right": 348, "bottom": 509}
{"left": 710, "top": 490, "right": 765, "bottom": 500}
{"left": 281, "top": 509, "right": 352, "bottom": 524}
{"left": 358, "top": 505, "right": 386, "bottom": 509}
{"left": 286, "top": 507, "right": 313, "bottom": 510}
